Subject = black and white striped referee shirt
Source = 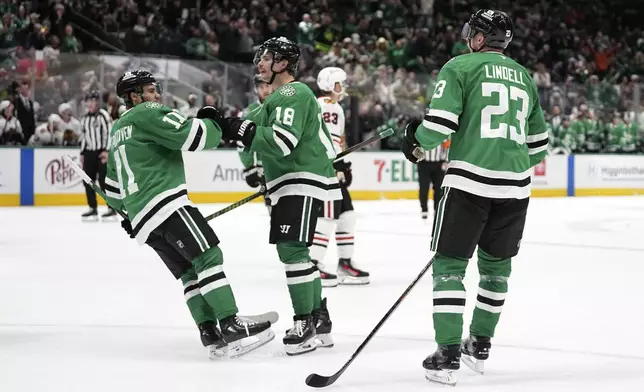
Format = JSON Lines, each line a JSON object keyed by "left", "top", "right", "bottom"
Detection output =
{"left": 422, "top": 143, "right": 448, "bottom": 162}
{"left": 80, "top": 108, "right": 111, "bottom": 152}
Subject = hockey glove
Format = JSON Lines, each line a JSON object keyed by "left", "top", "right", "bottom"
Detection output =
{"left": 225, "top": 117, "right": 256, "bottom": 147}
{"left": 333, "top": 159, "right": 353, "bottom": 187}
{"left": 197, "top": 105, "right": 226, "bottom": 129}
{"left": 243, "top": 165, "right": 265, "bottom": 188}
{"left": 121, "top": 218, "right": 135, "bottom": 239}
{"left": 401, "top": 119, "right": 425, "bottom": 164}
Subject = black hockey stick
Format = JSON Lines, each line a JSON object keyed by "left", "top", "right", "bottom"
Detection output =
{"left": 204, "top": 127, "right": 395, "bottom": 221}
{"left": 305, "top": 257, "right": 435, "bottom": 388}
{"left": 63, "top": 155, "right": 129, "bottom": 220}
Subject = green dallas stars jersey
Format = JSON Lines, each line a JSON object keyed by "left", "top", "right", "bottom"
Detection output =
{"left": 104, "top": 102, "right": 223, "bottom": 245}
{"left": 238, "top": 101, "right": 262, "bottom": 169}
{"left": 415, "top": 52, "right": 548, "bottom": 199}
{"left": 247, "top": 81, "right": 341, "bottom": 204}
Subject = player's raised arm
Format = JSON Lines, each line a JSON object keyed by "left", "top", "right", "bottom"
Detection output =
{"left": 525, "top": 95, "right": 549, "bottom": 167}
{"left": 144, "top": 105, "right": 224, "bottom": 151}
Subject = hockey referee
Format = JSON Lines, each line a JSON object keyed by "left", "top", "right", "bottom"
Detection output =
{"left": 80, "top": 90, "right": 114, "bottom": 221}
{"left": 417, "top": 137, "right": 449, "bottom": 233}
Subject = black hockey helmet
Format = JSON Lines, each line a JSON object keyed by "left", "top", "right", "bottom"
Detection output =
{"left": 461, "top": 9, "right": 514, "bottom": 50}
{"left": 253, "top": 37, "right": 300, "bottom": 82}
{"left": 116, "top": 69, "right": 161, "bottom": 106}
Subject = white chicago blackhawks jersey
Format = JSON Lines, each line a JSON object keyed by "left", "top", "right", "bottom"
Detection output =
{"left": 51, "top": 114, "right": 82, "bottom": 145}
{"left": 30, "top": 114, "right": 82, "bottom": 146}
{"left": 317, "top": 96, "right": 345, "bottom": 154}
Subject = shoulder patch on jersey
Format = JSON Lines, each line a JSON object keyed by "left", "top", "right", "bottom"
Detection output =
{"left": 278, "top": 85, "right": 297, "bottom": 97}
{"left": 144, "top": 102, "right": 162, "bottom": 109}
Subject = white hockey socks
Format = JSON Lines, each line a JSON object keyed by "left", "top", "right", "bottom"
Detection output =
{"left": 311, "top": 218, "right": 336, "bottom": 269}
{"left": 336, "top": 210, "right": 356, "bottom": 259}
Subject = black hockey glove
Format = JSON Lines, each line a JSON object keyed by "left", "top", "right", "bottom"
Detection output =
{"left": 197, "top": 105, "right": 226, "bottom": 129}
{"left": 243, "top": 165, "right": 265, "bottom": 188}
{"left": 225, "top": 117, "right": 256, "bottom": 147}
{"left": 121, "top": 218, "right": 135, "bottom": 239}
{"left": 401, "top": 119, "right": 425, "bottom": 164}
{"left": 333, "top": 159, "right": 353, "bottom": 187}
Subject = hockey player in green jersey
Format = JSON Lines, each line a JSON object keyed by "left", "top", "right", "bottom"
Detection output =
{"left": 211, "top": 37, "right": 342, "bottom": 356}
{"left": 237, "top": 76, "right": 272, "bottom": 191}
{"left": 400, "top": 10, "right": 548, "bottom": 385}
{"left": 104, "top": 70, "right": 274, "bottom": 359}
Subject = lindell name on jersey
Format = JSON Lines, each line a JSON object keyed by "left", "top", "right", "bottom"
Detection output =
{"left": 484, "top": 65, "right": 526, "bottom": 86}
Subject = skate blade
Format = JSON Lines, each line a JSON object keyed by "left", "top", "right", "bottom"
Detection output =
{"left": 285, "top": 335, "right": 318, "bottom": 356}
{"left": 82, "top": 216, "right": 99, "bottom": 222}
{"left": 321, "top": 278, "right": 339, "bottom": 288}
{"left": 461, "top": 354, "right": 485, "bottom": 374}
{"left": 239, "top": 311, "right": 279, "bottom": 324}
{"left": 338, "top": 275, "right": 370, "bottom": 285}
{"left": 315, "top": 333, "right": 334, "bottom": 348}
{"left": 227, "top": 329, "right": 275, "bottom": 358}
{"left": 207, "top": 344, "right": 228, "bottom": 359}
{"left": 425, "top": 369, "right": 457, "bottom": 386}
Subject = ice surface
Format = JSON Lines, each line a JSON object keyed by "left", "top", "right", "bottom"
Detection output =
{"left": 1, "top": 197, "right": 644, "bottom": 392}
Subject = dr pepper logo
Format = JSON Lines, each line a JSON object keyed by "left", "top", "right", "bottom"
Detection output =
{"left": 45, "top": 156, "right": 83, "bottom": 188}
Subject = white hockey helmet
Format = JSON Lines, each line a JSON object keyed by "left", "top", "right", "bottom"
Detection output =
{"left": 317, "top": 67, "right": 348, "bottom": 99}
{"left": 58, "top": 102, "right": 72, "bottom": 116}
{"left": 0, "top": 100, "right": 11, "bottom": 113}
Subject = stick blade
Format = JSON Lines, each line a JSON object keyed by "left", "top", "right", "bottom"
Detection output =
{"left": 63, "top": 155, "right": 93, "bottom": 184}
{"left": 379, "top": 127, "right": 395, "bottom": 138}
{"left": 305, "top": 373, "right": 337, "bottom": 388}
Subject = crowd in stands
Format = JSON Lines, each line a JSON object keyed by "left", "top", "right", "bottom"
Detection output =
{"left": 0, "top": 0, "right": 643, "bottom": 154}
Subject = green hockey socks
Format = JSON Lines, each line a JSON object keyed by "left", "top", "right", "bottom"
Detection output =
{"left": 470, "top": 249, "right": 510, "bottom": 338}
{"left": 432, "top": 249, "right": 511, "bottom": 345}
{"left": 180, "top": 269, "right": 216, "bottom": 325}
{"left": 277, "top": 241, "right": 322, "bottom": 315}
{"left": 191, "top": 246, "right": 239, "bottom": 321}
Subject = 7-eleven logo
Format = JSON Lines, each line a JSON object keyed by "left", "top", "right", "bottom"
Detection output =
{"left": 534, "top": 160, "right": 546, "bottom": 176}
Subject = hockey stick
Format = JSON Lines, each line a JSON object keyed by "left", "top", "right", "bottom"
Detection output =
{"left": 203, "top": 127, "right": 395, "bottom": 221}
{"left": 305, "top": 257, "right": 435, "bottom": 388}
{"left": 63, "top": 155, "right": 128, "bottom": 220}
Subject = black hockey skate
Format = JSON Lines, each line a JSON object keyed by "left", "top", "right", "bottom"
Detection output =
{"left": 101, "top": 208, "right": 117, "bottom": 221}
{"left": 81, "top": 208, "right": 98, "bottom": 221}
{"left": 284, "top": 314, "right": 317, "bottom": 356}
{"left": 219, "top": 315, "right": 274, "bottom": 358}
{"left": 198, "top": 320, "right": 227, "bottom": 359}
{"left": 421, "top": 211, "right": 428, "bottom": 220}
{"left": 338, "top": 258, "right": 370, "bottom": 285}
{"left": 461, "top": 335, "right": 491, "bottom": 374}
{"left": 423, "top": 344, "right": 461, "bottom": 386}
{"left": 312, "top": 260, "right": 339, "bottom": 287}
{"left": 312, "top": 297, "right": 334, "bottom": 348}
